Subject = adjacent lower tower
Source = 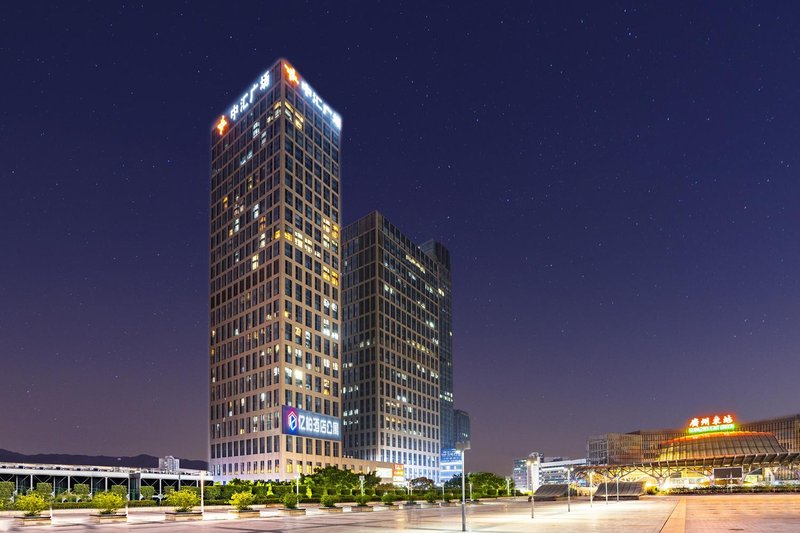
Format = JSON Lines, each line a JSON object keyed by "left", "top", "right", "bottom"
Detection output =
{"left": 342, "top": 212, "right": 449, "bottom": 482}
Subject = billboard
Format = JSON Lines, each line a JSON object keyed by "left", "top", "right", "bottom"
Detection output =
{"left": 281, "top": 406, "right": 341, "bottom": 440}
{"left": 392, "top": 463, "right": 405, "bottom": 483}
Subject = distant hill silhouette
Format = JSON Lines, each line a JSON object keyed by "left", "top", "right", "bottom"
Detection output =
{"left": 0, "top": 449, "right": 207, "bottom": 470}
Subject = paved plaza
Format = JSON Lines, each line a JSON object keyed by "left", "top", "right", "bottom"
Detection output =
{"left": 0, "top": 495, "right": 799, "bottom": 532}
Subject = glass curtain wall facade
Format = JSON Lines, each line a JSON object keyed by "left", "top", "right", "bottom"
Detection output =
{"left": 209, "top": 59, "right": 343, "bottom": 481}
{"left": 419, "top": 240, "right": 454, "bottom": 451}
{"left": 454, "top": 409, "right": 471, "bottom": 444}
{"left": 342, "top": 211, "right": 441, "bottom": 482}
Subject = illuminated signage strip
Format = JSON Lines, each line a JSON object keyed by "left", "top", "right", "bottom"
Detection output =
{"left": 688, "top": 423, "right": 735, "bottom": 435}
{"left": 299, "top": 79, "right": 342, "bottom": 130}
{"left": 281, "top": 405, "right": 341, "bottom": 440}
{"left": 228, "top": 70, "right": 271, "bottom": 121}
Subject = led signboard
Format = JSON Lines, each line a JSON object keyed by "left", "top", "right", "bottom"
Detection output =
{"left": 228, "top": 70, "right": 271, "bottom": 121}
{"left": 220, "top": 62, "right": 342, "bottom": 133}
{"left": 392, "top": 463, "right": 405, "bottom": 483}
{"left": 281, "top": 405, "right": 341, "bottom": 440}
{"left": 687, "top": 414, "right": 735, "bottom": 434}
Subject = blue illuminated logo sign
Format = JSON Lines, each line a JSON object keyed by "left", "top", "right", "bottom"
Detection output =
{"left": 281, "top": 406, "right": 341, "bottom": 440}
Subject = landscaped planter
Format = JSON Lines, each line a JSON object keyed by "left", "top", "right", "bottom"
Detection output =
{"left": 228, "top": 509, "right": 261, "bottom": 519}
{"left": 17, "top": 516, "right": 52, "bottom": 527}
{"left": 381, "top": 505, "right": 400, "bottom": 511}
{"left": 349, "top": 505, "right": 373, "bottom": 512}
{"left": 401, "top": 502, "right": 420, "bottom": 509}
{"left": 420, "top": 502, "right": 437, "bottom": 508}
{"left": 440, "top": 501, "right": 455, "bottom": 507}
{"left": 165, "top": 511, "right": 204, "bottom": 521}
{"left": 279, "top": 508, "right": 306, "bottom": 516}
{"left": 92, "top": 513, "right": 128, "bottom": 524}
{"left": 317, "top": 506, "right": 343, "bottom": 513}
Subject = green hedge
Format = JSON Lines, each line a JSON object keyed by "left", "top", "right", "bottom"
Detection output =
{"left": 51, "top": 500, "right": 157, "bottom": 510}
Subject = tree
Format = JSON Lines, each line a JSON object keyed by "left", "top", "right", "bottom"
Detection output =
{"left": 230, "top": 491, "right": 255, "bottom": 511}
{"left": 0, "top": 481, "right": 14, "bottom": 509}
{"left": 110, "top": 485, "right": 128, "bottom": 500}
{"left": 468, "top": 472, "right": 506, "bottom": 493}
{"left": 444, "top": 474, "right": 464, "bottom": 490}
{"left": 16, "top": 494, "right": 48, "bottom": 517}
{"left": 140, "top": 486, "right": 155, "bottom": 500}
{"left": 304, "top": 466, "right": 352, "bottom": 491}
{"left": 410, "top": 477, "right": 435, "bottom": 491}
{"left": 93, "top": 492, "right": 125, "bottom": 515}
{"left": 166, "top": 488, "right": 199, "bottom": 512}
{"left": 73, "top": 484, "right": 90, "bottom": 501}
{"left": 34, "top": 483, "right": 53, "bottom": 501}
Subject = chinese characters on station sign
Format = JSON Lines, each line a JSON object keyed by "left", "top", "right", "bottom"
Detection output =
{"left": 281, "top": 406, "right": 341, "bottom": 440}
{"left": 687, "top": 414, "right": 735, "bottom": 434}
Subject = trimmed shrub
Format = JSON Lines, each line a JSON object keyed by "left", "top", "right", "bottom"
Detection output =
{"left": 166, "top": 488, "right": 200, "bottom": 512}
{"left": 282, "top": 492, "right": 299, "bottom": 509}
{"left": 230, "top": 491, "right": 255, "bottom": 511}
{"left": 140, "top": 486, "right": 155, "bottom": 500}
{"left": 354, "top": 494, "right": 370, "bottom": 507}
{"left": 381, "top": 493, "right": 395, "bottom": 505}
{"left": 424, "top": 491, "right": 437, "bottom": 504}
{"left": 320, "top": 495, "right": 337, "bottom": 508}
{"left": 0, "top": 481, "right": 15, "bottom": 509}
{"left": 126, "top": 500, "right": 157, "bottom": 508}
{"left": 16, "top": 494, "right": 48, "bottom": 516}
{"left": 204, "top": 485, "right": 221, "bottom": 501}
{"left": 93, "top": 492, "right": 125, "bottom": 514}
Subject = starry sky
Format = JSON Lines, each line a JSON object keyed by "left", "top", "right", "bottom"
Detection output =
{"left": 2, "top": 2, "right": 799, "bottom": 475}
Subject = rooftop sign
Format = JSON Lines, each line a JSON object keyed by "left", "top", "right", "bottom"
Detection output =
{"left": 217, "top": 61, "right": 342, "bottom": 135}
{"left": 688, "top": 414, "right": 735, "bottom": 434}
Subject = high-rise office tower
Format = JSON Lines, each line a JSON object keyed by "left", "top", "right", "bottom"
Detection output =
{"left": 209, "top": 59, "right": 344, "bottom": 481}
{"left": 341, "top": 211, "right": 444, "bottom": 482}
{"left": 419, "top": 240, "right": 454, "bottom": 451}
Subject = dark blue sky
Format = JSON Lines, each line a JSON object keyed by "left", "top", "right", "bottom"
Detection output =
{"left": 1, "top": 2, "right": 798, "bottom": 474}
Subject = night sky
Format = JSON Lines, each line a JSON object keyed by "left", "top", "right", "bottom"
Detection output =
{"left": 2, "top": 2, "right": 799, "bottom": 475}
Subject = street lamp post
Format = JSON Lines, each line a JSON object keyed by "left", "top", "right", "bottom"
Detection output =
{"left": 589, "top": 470, "right": 593, "bottom": 508}
{"left": 296, "top": 475, "right": 300, "bottom": 497}
{"left": 200, "top": 471, "right": 205, "bottom": 515}
{"left": 469, "top": 482, "right": 473, "bottom": 501}
{"left": 566, "top": 467, "right": 571, "bottom": 513}
{"left": 616, "top": 475, "right": 619, "bottom": 502}
{"left": 456, "top": 441, "right": 470, "bottom": 532}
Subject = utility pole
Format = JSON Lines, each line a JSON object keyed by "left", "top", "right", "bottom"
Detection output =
{"left": 456, "top": 441, "right": 470, "bottom": 532}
